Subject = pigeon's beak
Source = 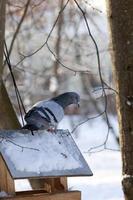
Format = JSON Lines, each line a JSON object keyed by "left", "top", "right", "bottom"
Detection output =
{"left": 77, "top": 103, "right": 80, "bottom": 108}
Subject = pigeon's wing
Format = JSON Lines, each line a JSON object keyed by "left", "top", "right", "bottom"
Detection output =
{"left": 24, "top": 107, "right": 51, "bottom": 130}
{"left": 24, "top": 100, "right": 64, "bottom": 130}
{"left": 39, "top": 100, "right": 64, "bottom": 123}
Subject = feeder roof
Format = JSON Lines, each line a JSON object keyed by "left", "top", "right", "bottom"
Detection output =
{"left": 0, "top": 129, "right": 93, "bottom": 179}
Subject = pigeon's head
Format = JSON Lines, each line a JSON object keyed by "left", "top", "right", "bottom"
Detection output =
{"left": 52, "top": 92, "right": 80, "bottom": 109}
{"left": 69, "top": 92, "right": 80, "bottom": 107}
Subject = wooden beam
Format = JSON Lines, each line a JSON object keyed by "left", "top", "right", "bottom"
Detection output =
{"left": 2, "top": 191, "right": 81, "bottom": 200}
{"left": 0, "top": 155, "right": 15, "bottom": 195}
{"left": 28, "top": 177, "right": 67, "bottom": 193}
{"left": 44, "top": 177, "right": 67, "bottom": 193}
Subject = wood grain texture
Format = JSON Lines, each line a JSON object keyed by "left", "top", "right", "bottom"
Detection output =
{"left": 2, "top": 191, "right": 81, "bottom": 200}
{"left": 0, "top": 155, "right": 15, "bottom": 195}
{"left": 28, "top": 177, "right": 67, "bottom": 193}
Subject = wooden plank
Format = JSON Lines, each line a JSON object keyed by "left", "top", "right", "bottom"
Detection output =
{"left": 48, "top": 177, "right": 68, "bottom": 192}
{"left": 29, "top": 177, "right": 67, "bottom": 193}
{"left": 44, "top": 177, "right": 68, "bottom": 192}
{"left": 0, "top": 155, "right": 15, "bottom": 195}
{"left": 2, "top": 191, "right": 81, "bottom": 200}
{"left": 60, "top": 177, "right": 67, "bottom": 191}
{"left": 16, "top": 190, "right": 48, "bottom": 196}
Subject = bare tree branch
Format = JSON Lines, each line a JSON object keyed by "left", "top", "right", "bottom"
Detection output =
{"left": 14, "top": 0, "right": 70, "bottom": 67}
{"left": 8, "top": 0, "right": 31, "bottom": 56}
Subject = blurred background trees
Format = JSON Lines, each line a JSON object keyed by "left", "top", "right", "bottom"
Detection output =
{"left": 3, "top": 0, "right": 117, "bottom": 141}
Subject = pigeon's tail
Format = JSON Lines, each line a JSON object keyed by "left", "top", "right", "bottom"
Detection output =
{"left": 22, "top": 124, "right": 39, "bottom": 131}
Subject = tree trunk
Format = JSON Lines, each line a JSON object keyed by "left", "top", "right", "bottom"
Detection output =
{"left": 0, "top": 81, "right": 21, "bottom": 129}
{"left": 107, "top": 1, "right": 133, "bottom": 199}
{"left": 0, "top": 0, "right": 20, "bottom": 129}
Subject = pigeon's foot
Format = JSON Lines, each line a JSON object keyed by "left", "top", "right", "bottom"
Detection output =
{"left": 47, "top": 127, "right": 57, "bottom": 134}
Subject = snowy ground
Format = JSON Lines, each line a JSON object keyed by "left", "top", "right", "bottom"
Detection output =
{"left": 59, "top": 116, "right": 124, "bottom": 200}
{"left": 68, "top": 151, "right": 123, "bottom": 200}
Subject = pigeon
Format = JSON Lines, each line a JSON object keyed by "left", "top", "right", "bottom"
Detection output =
{"left": 23, "top": 92, "right": 80, "bottom": 132}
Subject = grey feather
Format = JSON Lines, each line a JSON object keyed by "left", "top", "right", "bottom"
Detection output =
{"left": 23, "top": 92, "right": 80, "bottom": 131}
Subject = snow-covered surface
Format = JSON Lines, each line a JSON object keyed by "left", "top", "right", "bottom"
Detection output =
{"left": 0, "top": 130, "right": 92, "bottom": 178}
{"left": 68, "top": 151, "right": 123, "bottom": 200}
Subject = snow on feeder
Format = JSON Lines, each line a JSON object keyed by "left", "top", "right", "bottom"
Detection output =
{"left": 0, "top": 129, "right": 93, "bottom": 200}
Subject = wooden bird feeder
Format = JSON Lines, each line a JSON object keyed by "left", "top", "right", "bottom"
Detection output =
{"left": 0, "top": 130, "right": 93, "bottom": 200}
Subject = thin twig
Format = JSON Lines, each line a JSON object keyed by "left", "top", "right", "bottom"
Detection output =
{"left": 46, "top": 43, "right": 90, "bottom": 74}
{"left": 8, "top": 0, "right": 31, "bottom": 56}
{"left": 14, "top": 0, "right": 70, "bottom": 67}
{"left": 0, "top": 136, "right": 39, "bottom": 151}
{"left": 71, "top": 111, "right": 105, "bottom": 133}
{"left": 71, "top": 0, "right": 114, "bottom": 153}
